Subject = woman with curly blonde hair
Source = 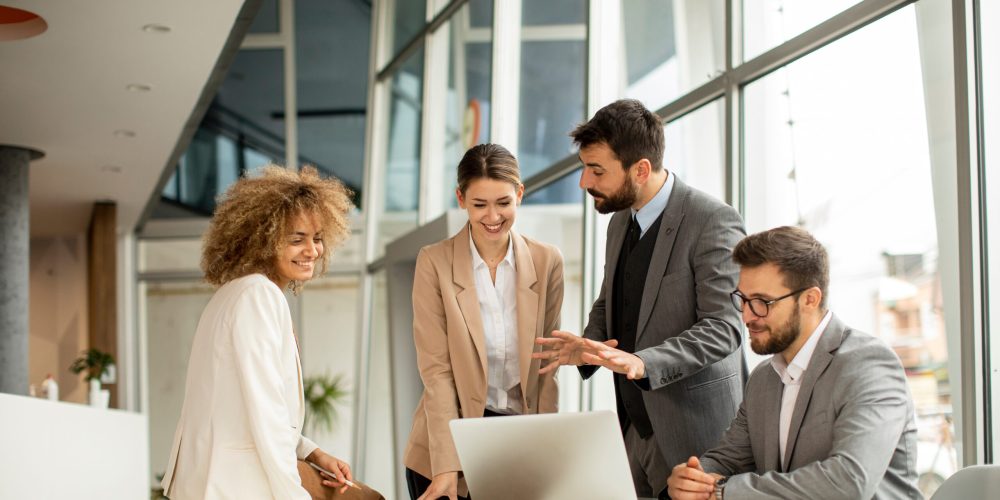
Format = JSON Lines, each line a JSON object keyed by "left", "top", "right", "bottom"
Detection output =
{"left": 161, "top": 166, "right": 380, "bottom": 500}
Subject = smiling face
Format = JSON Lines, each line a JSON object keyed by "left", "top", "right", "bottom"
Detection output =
{"left": 578, "top": 142, "right": 640, "bottom": 214}
{"left": 736, "top": 263, "right": 804, "bottom": 356}
{"left": 456, "top": 177, "right": 524, "bottom": 244}
{"left": 272, "top": 211, "right": 324, "bottom": 290}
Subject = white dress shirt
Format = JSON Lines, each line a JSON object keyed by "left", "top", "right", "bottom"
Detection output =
{"left": 630, "top": 171, "right": 674, "bottom": 238}
{"left": 470, "top": 230, "right": 522, "bottom": 414}
{"left": 771, "top": 310, "right": 833, "bottom": 463}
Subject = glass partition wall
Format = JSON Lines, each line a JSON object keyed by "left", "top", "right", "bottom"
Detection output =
{"left": 360, "top": 0, "right": 994, "bottom": 496}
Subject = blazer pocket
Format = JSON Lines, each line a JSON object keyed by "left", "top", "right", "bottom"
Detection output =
{"left": 686, "top": 372, "right": 738, "bottom": 392}
{"left": 660, "top": 269, "right": 693, "bottom": 286}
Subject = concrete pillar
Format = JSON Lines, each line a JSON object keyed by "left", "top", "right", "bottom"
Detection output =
{"left": 0, "top": 145, "right": 42, "bottom": 395}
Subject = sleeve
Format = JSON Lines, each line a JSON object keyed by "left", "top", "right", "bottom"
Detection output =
{"left": 297, "top": 435, "right": 319, "bottom": 461}
{"left": 537, "top": 248, "right": 564, "bottom": 414}
{"left": 700, "top": 401, "right": 756, "bottom": 476}
{"left": 633, "top": 204, "right": 746, "bottom": 390}
{"left": 411, "top": 248, "right": 463, "bottom": 476}
{"left": 719, "top": 347, "right": 913, "bottom": 500}
{"left": 229, "top": 283, "right": 311, "bottom": 500}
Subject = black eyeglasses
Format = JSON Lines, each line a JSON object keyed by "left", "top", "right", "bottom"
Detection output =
{"left": 730, "top": 288, "right": 809, "bottom": 317}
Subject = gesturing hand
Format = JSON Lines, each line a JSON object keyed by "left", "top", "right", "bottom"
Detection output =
{"left": 533, "top": 330, "right": 619, "bottom": 375}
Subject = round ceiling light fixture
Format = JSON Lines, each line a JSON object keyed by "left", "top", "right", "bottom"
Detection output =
{"left": 101, "top": 165, "right": 123, "bottom": 174}
{"left": 0, "top": 6, "right": 47, "bottom": 41}
{"left": 113, "top": 129, "right": 136, "bottom": 139}
{"left": 126, "top": 83, "right": 152, "bottom": 92}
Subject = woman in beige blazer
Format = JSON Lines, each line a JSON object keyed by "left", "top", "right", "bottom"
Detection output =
{"left": 161, "top": 166, "right": 379, "bottom": 500}
{"left": 403, "top": 144, "right": 564, "bottom": 500}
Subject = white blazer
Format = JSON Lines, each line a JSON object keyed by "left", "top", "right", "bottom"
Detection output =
{"left": 161, "top": 274, "right": 318, "bottom": 500}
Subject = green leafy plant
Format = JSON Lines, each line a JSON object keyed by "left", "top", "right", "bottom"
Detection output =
{"left": 69, "top": 348, "right": 115, "bottom": 382}
{"left": 303, "top": 373, "right": 349, "bottom": 435}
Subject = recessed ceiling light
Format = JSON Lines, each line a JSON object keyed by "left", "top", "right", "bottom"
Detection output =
{"left": 101, "top": 165, "right": 123, "bottom": 174}
{"left": 113, "top": 129, "right": 136, "bottom": 138}
{"left": 142, "top": 23, "right": 171, "bottom": 34}
{"left": 126, "top": 83, "right": 152, "bottom": 92}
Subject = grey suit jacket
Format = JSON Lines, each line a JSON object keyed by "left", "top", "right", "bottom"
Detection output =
{"left": 581, "top": 177, "right": 747, "bottom": 468}
{"left": 701, "top": 314, "right": 921, "bottom": 500}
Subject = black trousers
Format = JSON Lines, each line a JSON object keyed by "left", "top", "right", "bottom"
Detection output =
{"left": 406, "top": 409, "right": 509, "bottom": 500}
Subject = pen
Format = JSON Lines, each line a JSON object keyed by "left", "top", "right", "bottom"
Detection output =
{"left": 307, "top": 461, "right": 361, "bottom": 490}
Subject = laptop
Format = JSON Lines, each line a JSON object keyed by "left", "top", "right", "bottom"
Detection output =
{"left": 450, "top": 410, "right": 637, "bottom": 500}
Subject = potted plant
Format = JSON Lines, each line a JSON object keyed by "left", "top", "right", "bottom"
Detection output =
{"left": 69, "top": 348, "right": 115, "bottom": 407}
{"left": 302, "top": 373, "right": 349, "bottom": 436}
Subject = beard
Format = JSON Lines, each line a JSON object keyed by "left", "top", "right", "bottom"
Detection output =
{"left": 588, "top": 178, "right": 639, "bottom": 214}
{"left": 749, "top": 306, "right": 801, "bottom": 355}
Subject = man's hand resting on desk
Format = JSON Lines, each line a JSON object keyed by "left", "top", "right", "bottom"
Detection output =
{"left": 417, "top": 471, "right": 457, "bottom": 500}
{"left": 533, "top": 330, "right": 620, "bottom": 375}
{"left": 667, "top": 457, "right": 723, "bottom": 500}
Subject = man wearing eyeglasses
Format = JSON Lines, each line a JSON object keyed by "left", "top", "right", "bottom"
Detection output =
{"left": 666, "top": 226, "right": 919, "bottom": 500}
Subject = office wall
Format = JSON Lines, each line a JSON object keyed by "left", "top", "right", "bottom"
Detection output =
{"left": 28, "top": 235, "right": 88, "bottom": 403}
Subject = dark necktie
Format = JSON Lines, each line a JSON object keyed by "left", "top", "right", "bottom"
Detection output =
{"left": 626, "top": 215, "right": 640, "bottom": 252}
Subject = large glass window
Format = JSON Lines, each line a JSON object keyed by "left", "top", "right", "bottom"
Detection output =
{"left": 443, "top": 0, "right": 494, "bottom": 208}
{"left": 360, "top": 271, "right": 395, "bottom": 497}
{"left": 665, "top": 99, "right": 725, "bottom": 200}
{"left": 378, "top": 49, "right": 425, "bottom": 257}
{"left": 982, "top": 0, "right": 1000, "bottom": 458}
{"left": 248, "top": 0, "right": 280, "bottom": 34}
{"left": 621, "top": 0, "right": 724, "bottom": 111}
{"left": 523, "top": 0, "right": 586, "bottom": 26}
{"left": 389, "top": 0, "right": 427, "bottom": 56}
{"left": 520, "top": 169, "right": 585, "bottom": 412}
{"left": 163, "top": 49, "right": 284, "bottom": 215}
{"left": 744, "top": 6, "right": 956, "bottom": 493}
{"left": 518, "top": 4, "right": 586, "bottom": 180}
{"left": 742, "top": 0, "right": 861, "bottom": 61}
{"left": 295, "top": 0, "right": 370, "bottom": 200}
{"left": 298, "top": 274, "right": 362, "bottom": 464}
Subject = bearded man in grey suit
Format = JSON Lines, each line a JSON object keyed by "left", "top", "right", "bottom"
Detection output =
{"left": 667, "top": 226, "right": 920, "bottom": 500}
{"left": 534, "top": 99, "right": 747, "bottom": 498}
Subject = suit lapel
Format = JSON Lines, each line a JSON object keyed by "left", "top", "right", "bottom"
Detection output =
{"left": 511, "top": 232, "right": 540, "bottom": 401}
{"left": 452, "top": 224, "right": 488, "bottom": 376}
{"left": 603, "top": 212, "right": 629, "bottom": 334}
{"left": 635, "top": 178, "right": 686, "bottom": 343}
{"left": 782, "top": 315, "right": 844, "bottom": 470}
{"left": 762, "top": 367, "right": 784, "bottom": 472}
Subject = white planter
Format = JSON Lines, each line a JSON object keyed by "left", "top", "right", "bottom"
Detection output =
{"left": 88, "top": 380, "right": 109, "bottom": 409}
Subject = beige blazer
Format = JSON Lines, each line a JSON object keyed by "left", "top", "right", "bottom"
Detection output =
{"left": 161, "top": 274, "right": 318, "bottom": 500}
{"left": 403, "top": 226, "right": 564, "bottom": 493}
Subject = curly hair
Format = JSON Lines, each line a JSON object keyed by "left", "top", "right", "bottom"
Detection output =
{"left": 201, "top": 165, "right": 354, "bottom": 293}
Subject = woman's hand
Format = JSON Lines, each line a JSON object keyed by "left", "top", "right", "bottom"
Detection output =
{"left": 307, "top": 449, "right": 354, "bottom": 494}
{"left": 417, "top": 471, "right": 458, "bottom": 500}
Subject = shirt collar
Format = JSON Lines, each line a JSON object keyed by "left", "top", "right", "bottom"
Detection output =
{"left": 469, "top": 228, "right": 516, "bottom": 270}
{"left": 771, "top": 310, "right": 833, "bottom": 384}
{"left": 631, "top": 171, "right": 674, "bottom": 234}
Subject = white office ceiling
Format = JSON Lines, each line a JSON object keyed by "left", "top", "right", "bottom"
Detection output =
{"left": 0, "top": 0, "right": 247, "bottom": 237}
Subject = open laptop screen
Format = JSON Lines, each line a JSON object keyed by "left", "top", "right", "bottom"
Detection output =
{"left": 450, "top": 410, "right": 637, "bottom": 500}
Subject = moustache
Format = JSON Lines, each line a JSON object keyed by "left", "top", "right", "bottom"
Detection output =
{"left": 587, "top": 188, "right": 604, "bottom": 198}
